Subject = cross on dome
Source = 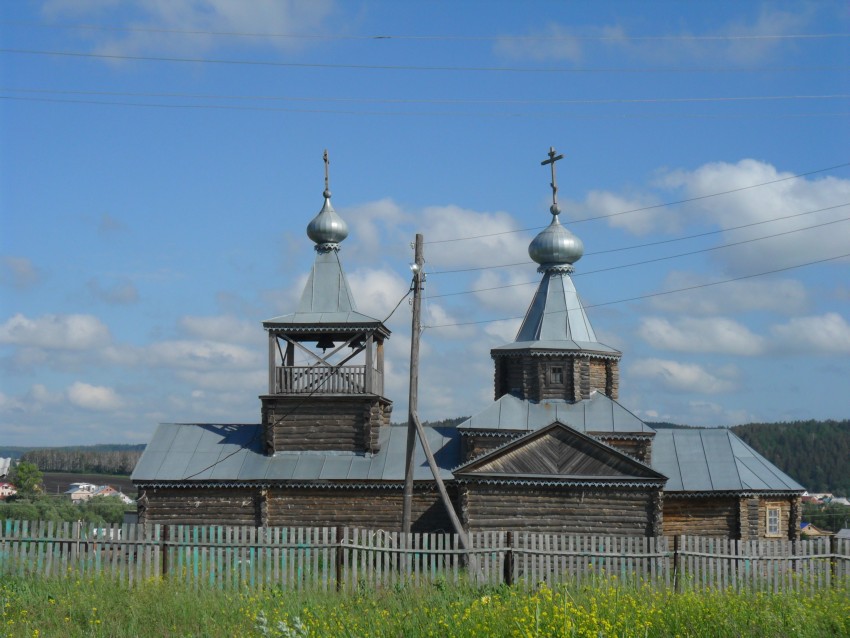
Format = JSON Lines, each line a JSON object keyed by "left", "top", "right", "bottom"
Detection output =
{"left": 540, "top": 146, "right": 564, "bottom": 215}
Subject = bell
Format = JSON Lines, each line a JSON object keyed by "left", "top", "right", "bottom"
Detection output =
{"left": 349, "top": 336, "right": 365, "bottom": 349}
{"left": 316, "top": 335, "right": 335, "bottom": 352}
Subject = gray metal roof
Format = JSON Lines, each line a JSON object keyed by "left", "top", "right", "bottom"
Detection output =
{"left": 492, "top": 271, "right": 619, "bottom": 356}
{"left": 263, "top": 250, "right": 384, "bottom": 328}
{"left": 132, "top": 423, "right": 458, "bottom": 485}
{"left": 457, "top": 392, "right": 655, "bottom": 434}
{"left": 651, "top": 429, "right": 805, "bottom": 493}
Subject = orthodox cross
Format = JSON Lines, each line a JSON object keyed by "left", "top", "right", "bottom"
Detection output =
{"left": 323, "top": 149, "right": 331, "bottom": 198}
{"left": 541, "top": 146, "right": 564, "bottom": 212}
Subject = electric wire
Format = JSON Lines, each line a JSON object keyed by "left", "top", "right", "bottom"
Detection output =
{"left": 428, "top": 202, "right": 850, "bottom": 275}
{"left": 3, "top": 48, "right": 848, "bottom": 74}
{"left": 5, "top": 22, "right": 849, "bottom": 42}
{"left": 422, "top": 251, "right": 850, "bottom": 329}
{"left": 424, "top": 162, "right": 850, "bottom": 244}
{"left": 426, "top": 214, "right": 850, "bottom": 299}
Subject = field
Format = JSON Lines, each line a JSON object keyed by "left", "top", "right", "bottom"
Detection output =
{"left": 1, "top": 574, "right": 848, "bottom": 637}
{"left": 40, "top": 473, "right": 136, "bottom": 499}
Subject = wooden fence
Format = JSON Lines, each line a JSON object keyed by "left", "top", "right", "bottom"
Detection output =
{"left": 2, "top": 520, "right": 848, "bottom": 592}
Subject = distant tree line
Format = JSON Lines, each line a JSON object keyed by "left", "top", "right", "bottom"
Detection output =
{"left": 731, "top": 420, "right": 850, "bottom": 496}
{"left": 21, "top": 446, "right": 143, "bottom": 475}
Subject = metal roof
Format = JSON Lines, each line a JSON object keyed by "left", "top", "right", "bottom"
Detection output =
{"left": 456, "top": 392, "right": 655, "bottom": 434}
{"left": 651, "top": 429, "right": 805, "bottom": 493}
{"left": 491, "top": 271, "right": 620, "bottom": 356}
{"left": 264, "top": 250, "right": 383, "bottom": 328}
{"left": 132, "top": 423, "right": 458, "bottom": 485}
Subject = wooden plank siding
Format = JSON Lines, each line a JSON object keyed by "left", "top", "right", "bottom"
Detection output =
{"left": 461, "top": 485, "right": 659, "bottom": 535}
{"left": 260, "top": 395, "right": 392, "bottom": 454}
{"left": 4, "top": 521, "right": 846, "bottom": 593}
{"left": 266, "top": 487, "right": 457, "bottom": 533}
{"left": 493, "top": 354, "right": 619, "bottom": 402}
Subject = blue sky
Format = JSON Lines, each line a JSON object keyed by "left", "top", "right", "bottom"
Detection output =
{"left": 1, "top": 1, "right": 849, "bottom": 447}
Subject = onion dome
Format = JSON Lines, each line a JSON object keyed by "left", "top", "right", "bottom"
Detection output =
{"left": 528, "top": 206, "right": 584, "bottom": 272}
{"left": 306, "top": 149, "right": 348, "bottom": 252}
{"left": 307, "top": 197, "right": 348, "bottom": 251}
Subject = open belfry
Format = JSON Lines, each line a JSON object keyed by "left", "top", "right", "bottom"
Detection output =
{"left": 133, "top": 148, "right": 804, "bottom": 539}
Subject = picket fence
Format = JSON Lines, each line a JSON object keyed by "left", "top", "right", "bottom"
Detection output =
{"left": 2, "top": 520, "right": 848, "bottom": 592}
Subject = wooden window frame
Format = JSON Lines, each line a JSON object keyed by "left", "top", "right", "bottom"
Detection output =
{"left": 765, "top": 505, "right": 782, "bottom": 537}
{"left": 549, "top": 365, "right": 564, "bottom": 385}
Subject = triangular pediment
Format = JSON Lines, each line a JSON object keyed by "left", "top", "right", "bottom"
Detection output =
{"left": 457, "top": 422, "right": 665, "bottom": 481}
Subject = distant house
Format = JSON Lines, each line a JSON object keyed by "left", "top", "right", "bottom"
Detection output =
{"left": 0, "top": 482, "right": 16, "bottom": 500}
{"left": 837, "top": 529, "right": 850, "bottom": 540}
{"left": 800, "top": 522, "right": 833, "bottom": 537}
{"left": 65, "top": 482, "right": 98, "bottom": 504}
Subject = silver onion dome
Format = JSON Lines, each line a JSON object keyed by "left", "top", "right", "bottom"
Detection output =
{"left": 306, "top": 196, "right": 349, "bottom": 250}
{"left": 528, "top": 207, "right": 584, "bottom": 271}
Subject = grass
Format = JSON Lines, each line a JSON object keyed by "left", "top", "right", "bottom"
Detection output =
{"left": 1, "top": 573, "right": 848, "bottom": 637}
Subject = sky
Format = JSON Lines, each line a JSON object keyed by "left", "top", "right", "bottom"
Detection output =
{"left": 1, "top": 1, "right": 849, "bottom": 447}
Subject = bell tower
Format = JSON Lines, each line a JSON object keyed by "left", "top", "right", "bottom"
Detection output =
{"left": 260, "top": 151, "right": 392, "bottom": 454}
{"left": 491, "top": 147, "right": 621, "bottom": 402}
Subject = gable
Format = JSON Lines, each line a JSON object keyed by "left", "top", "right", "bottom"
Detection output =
{"left": 456, "top": 422, "right": 665, "bottom": 482}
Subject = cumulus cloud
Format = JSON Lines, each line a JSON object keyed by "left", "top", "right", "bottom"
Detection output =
{"left": 568, "top": 190, "right": 672, "bottom": 236}
{"left": 67, "top": 381, "right": 123, "bottom": 411}
{"left": 344, "top": 199, "right": 410, "bottom": 263}
{"left": 0, "top": 313, "right": 112, "bottom": 350}
{"left": 347, "top": 268, "right": 410, "bottom": 321}
{"left": 630, "top": 358, "right": 737, "bottom": 394}
{"left": 638, "top": 316, "right": 766, "bottom": 355}
{"left": 494, "top": 22, "right": 586, "bottom": 62}
{"left": 42, "top": 0, "right": 335, "bottom": 56}
{"left": 0, "top": 256, "right": 41, "bottom": 289}
{"left": 146, "top": 340, "right": 261, "bottom": 370}
{"left": 648, "top": 272, "right": 809, "bottom": 315}
{"left": 180, "top": 315, "right": 258, "bottom": 344}
{"left": 770, "top": 313, "right": 850, "bottom": 354}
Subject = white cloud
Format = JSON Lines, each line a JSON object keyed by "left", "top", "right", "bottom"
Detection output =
{"left": 638, "top": 316, "right": 766, "bottom": 355}
{"left": 43, "top": 0, "right": 335, "bottom": 56}
{"left": 656, "top": 159, "right": 850, "bottom": 273}
{"left": 0, "top": 256, "right": 41, "bottom": 289}
{"left": 344, "top": 199, "right": 410, "bottom": 262}
{"left": 494, "top": 22, "right": 585, "bottom": 62}
{"left": 67, "top": 381, "right": 123, "bottom": 411}
{"left": 146, "top": 340, "right": 261, "bottom": 370}
{"left": 770, "top": 313, "right": 850, "bottom": 354}
{"left": 0, "top": 313, "right": 112, "bottom": 350}
{"left": 649, "top": 272, "right": 809, "bottom": 315}
{"left": 347, "top": 268, "right": 410, "bottom": 321}
{"left": 630, "top": 358, "right": 737, "bottom": 394}
{"left": 571, "top": 190, "right": 672, "bottom": 236}
{"left": 180, "top": 315, "right": 258, "bottom": 344}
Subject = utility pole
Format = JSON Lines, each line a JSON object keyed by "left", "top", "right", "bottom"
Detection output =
{"left": 401, "top": 234, "right": 424, "bottom": 534}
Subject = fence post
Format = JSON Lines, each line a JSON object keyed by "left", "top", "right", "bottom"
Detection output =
{"left": 335, "top": 527, "right": 344, "bottom": 592}
{"left": 160, "top": 525, "right": 170, "bottom": 580}
{"left": 503, "top": 531, "right": 514, "bottom": 587}
{"left": 830, "top": 535, "right": 838, "bottom": 588}
{"left": 673, "top": 535, "right": 681, "bottom": 592}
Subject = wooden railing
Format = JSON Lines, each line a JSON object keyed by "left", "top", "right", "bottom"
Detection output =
{"left": 275, "top": 365, "right": 383, "bottom": 395}
{"left": 3, "top": 521, "right": 849, "bottom": 591}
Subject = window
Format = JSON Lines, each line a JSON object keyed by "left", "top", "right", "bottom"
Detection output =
{"left": 766, "top": 506, "right": 781, "bottom": 536}
{"left": 550, "top": 366, "right": 563, "bottom": 384}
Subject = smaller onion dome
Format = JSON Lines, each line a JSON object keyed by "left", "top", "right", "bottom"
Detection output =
{"left": 307, "top": 196, "right": 349, "bottom": 250}
{"left": 528, "top": 206, "right": 584, "bottom": 271}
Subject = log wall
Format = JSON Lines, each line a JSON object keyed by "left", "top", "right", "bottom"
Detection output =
{"left": 261, "top": 395, "right": 392, "bottom": 454}
{"left": 138, "top": 488, "right": 261, "bottom": 526}
{"left": 663, "top": 496, "right": 740, "bottom": 537}
{"left": 493, "top": 353, "right": 620, "bottom": 402}
{"left": 461, "top": 484, "right": 659, "bottom": 536}
{"left": 266, "top": 487, "right": 454, "bottom": 533}
{"left": 461, "top": 432, "right": 520, "bottom": 462}
{"left": 595, "top": 436, "right": 653, "bottom": 465}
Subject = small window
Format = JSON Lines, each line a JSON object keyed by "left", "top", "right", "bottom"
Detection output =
{"left": 550, "top": 366, "right": 563, "bottom": 384}
{"left": 766, "top": 506, "right": 781, "bottom": 536}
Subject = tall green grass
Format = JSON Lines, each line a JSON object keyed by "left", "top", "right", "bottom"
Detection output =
{"left": 1, "top": 574, "right": 848, "bottom": 637}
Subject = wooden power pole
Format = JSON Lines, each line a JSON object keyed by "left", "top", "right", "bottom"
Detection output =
{"left": 401, "top": 234, "right": 424, "bottom": 533}
{"left": 401, "top": 235, "right": 470, "bottom": 553}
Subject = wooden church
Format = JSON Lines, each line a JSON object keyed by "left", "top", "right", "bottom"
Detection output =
{"left": 132, "top": 149, "right": 804, "bottom": 540}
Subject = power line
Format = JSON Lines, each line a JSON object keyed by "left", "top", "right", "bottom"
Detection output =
{"left": 425, "top": 162, "right": 850, "bottom": 244}
{"left": 3, "top": 48, "right": 848, "bottom": 74}
{"left": 423, "top": 252, "right": 850, "bottom": 329}
{"left": 5, "top": 87, "right": 848, "bottom": 106}
{"left": 428, "top": 202, "right": 850, "bottom": 274}
{"left": 5, "top": 21, "right": 849, "bottom": 42}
